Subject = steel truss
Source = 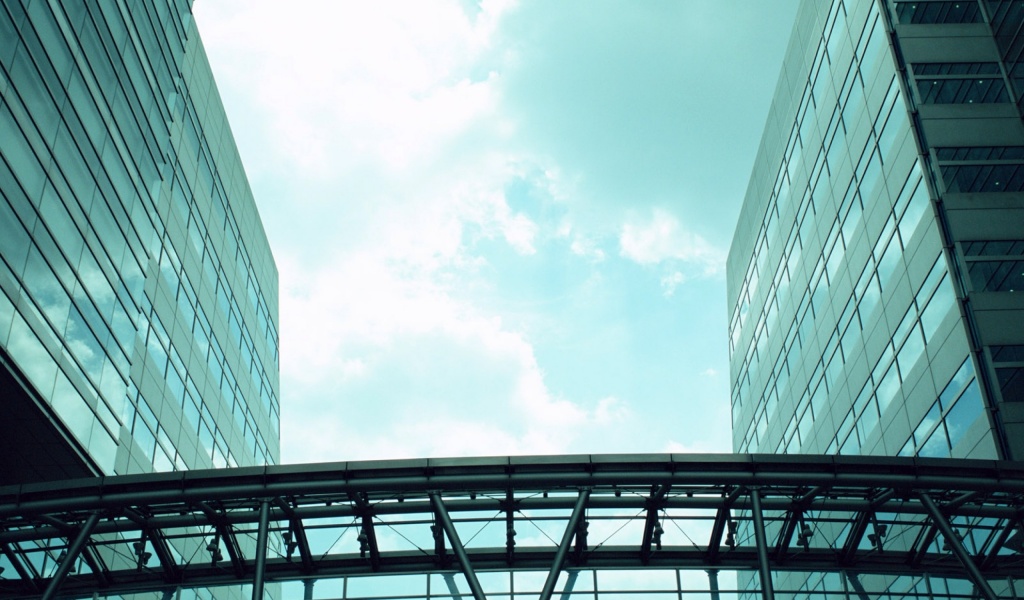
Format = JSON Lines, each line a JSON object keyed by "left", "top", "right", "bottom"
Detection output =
{"left": 1, "top": 454, "right": 1023, "bottom": 600}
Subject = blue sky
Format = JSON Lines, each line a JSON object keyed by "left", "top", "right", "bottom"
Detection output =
{"left": 193, "top": 1, "right": 799, "bottom": 464}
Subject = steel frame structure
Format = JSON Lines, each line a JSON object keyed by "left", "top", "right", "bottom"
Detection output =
{"left": 1, "top": 454, "right": 1023, "bottom": 600}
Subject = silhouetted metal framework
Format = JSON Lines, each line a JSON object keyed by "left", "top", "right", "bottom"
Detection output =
{"left": 1, "top": 454, "right": 1023, "bottom": 600}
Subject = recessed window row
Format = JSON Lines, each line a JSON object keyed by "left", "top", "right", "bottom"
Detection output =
{"left": 893, "top": 1, "right": 982, "bottom": 24}
{"left": 961, "top": 239, "right": 1024, "bottom": 293}
{"left": 990, "top": 344, "right": 1024, "bottom": 402}
{"left": 916, "top": 77, "right": 1008, "bottom": 104}
{"left": 936, "top": 146, "right": 1024, "bottom": 161}
{"left": 940, "top": 163, "right": 1024, "bottom": 192}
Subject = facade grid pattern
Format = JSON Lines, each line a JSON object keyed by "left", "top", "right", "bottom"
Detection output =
{"left": 0, "top": 0, "right": 279, "bottom": 482}
{"left": 728, "top": 0, "right": 994, "bottom": 461}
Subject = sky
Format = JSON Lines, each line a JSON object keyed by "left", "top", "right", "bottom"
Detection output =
{"left": 192, "top": 1, "right": 800, "bottom": 465}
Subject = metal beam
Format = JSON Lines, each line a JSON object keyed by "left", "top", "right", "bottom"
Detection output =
{"left": 981, "top": 516, "right": 1020, "bottom": 569}
{"left": 640, "top": 485, "right": 670, "bottom": 564}
{"left": 349, "top": 492, "right": 381, "bottom": 570}
{"left": 198, "top": 502, "right": 245, "bottom": 577}
{"left": 845, "top": 571, "right": 871, "bottom": 600}
{"left": 122, "top": 508, "right": 178, "bottom": 581}
{"left": 80, "top": 545, "right": 111, "bottom": 586}
{"left": 707, "top": 486, "right": 742, "bottom": 564}
{"left": 798, "top": 485, "right": 826, "bottom": 505}
{"left": 504, "top": 489, "right": 515, "bottom": 565}
{"left": 273, "top": 497, "right": 314, "bottom": 573}
{"left": 40, "top": 511, "right": 100, "bottom": 600}
{"left": 148, "top": 528, "right": 180, "bottom": 581}
{"left": 557, "top": 570, "right": 579, "bottom": 600}
{"left": 432, "top": 516, "right": 448, "bottom": 566}
{"left": 841, "top": 511, "right": 872, "bottom": 564}
{"left": 908, "top": 524, "right": 939, "bottom": 567}
{"left": 0, "top": 455, "right": 1021, "bottom": 600}
{"left": 360, "top": 515, "right": 381, "bottom": 571}
{"left": 749, "top": 488, "right": 774, "bottom": 600}
{"left": 773, "top": 508, "right": 802, "bottom": 563}
{"left": 253, "top": 501, "right": 270, "bottom": 600}
{"left": 539, "top": 488, "right": 591, "bottom": 600}
{"left": 1, "top": 541, "right": 39, "bottom": 592}
{"left": 919, "top": 492, "right": 997, "bottom": 600}
{"left": 430, "top": 492, "right": 486, "bottom": 600}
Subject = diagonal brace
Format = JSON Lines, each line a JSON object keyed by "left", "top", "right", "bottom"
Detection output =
{"left": 147, "top": 527, "right": 181, "bottom": 582}
{"left": 919, "top": 492, "right": 996, "bottom": 600}
{"left": 274, "top": 497, "right": 314, "bottom": 573}
{"left": 41, "top": 512, "right": 101, "bottom": 600}
{"left": 908, "top": 523, "right": 939, "bottom": 567}
{"left": 1, "top": 542, "right": 39, "bottom": 590}
{"left": 840, "top": 488, "right": 895, "bottom": 563}
{"left": 430, "top": 492, "right": 486, "bottom": 600}
{"left": 540, "top": 488, "right": 591, "bottom": 600}
{"left": 199, "top": 503, "right": 244, "bottom": 577}
{"left": 775, "top": 507, "right": 805, "bottom": 563}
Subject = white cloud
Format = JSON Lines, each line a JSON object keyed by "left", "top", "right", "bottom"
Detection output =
{"left": 662, "top": 440, "right": 722, "bottom": 454}
{"left": 593, "top": 396, "right": 630, "bottom": 425}
{"left": 619, "top": 208, "right": 724, "bottom": 275}
{"left": 190, "top": 0, "right": 780, "bottom": 465}
{"left": 570, "top": 236, "right": 606, "bottom": 262}
{"left": 660, "top": 271, "right": 685, "bottom": 296}
{"left": 276, "top": 241, "right": 633, "bottom": 463}
{"left": 194, "top": 0, "right": 516, "bottom": 176}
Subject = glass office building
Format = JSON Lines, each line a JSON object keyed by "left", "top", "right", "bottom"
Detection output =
{"left": 0, "top": 0, "right": 280, "bottom": 484}
{"left": 729, "top": 0, "right": 1024, "bottom": 464}
{"left": 728, "top": 1, "right": 1024, "bottom": 596}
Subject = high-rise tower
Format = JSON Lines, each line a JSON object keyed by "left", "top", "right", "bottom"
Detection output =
{"left": 0, "top": 0, "right": 280, "bottom": 483}
{"left": 729, "top": 0, "right": 1024, "bottom": 462}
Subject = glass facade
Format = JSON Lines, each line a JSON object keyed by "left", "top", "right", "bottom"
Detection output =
{"left": 728, "top": 4, "right": 1024, "bottom": 596}
{"left": 729, "top": 0, "right": 1024, "bottom": 466}
{"left": 0, "top": 0, "right": 279, "bottom": 482}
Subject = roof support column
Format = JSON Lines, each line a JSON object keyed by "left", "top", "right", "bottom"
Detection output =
{"left": 41, "top": 511, "right": 100, "bottom": 600}
{"left": 707, "top": 569, "right": 720, "bottom": 600}
{"left": 430, "top": 492, "right": 486, "bottom": 600}
{"left": 539, "top": 488, "right": 590, "bottom": 600}
{"left": 749, "top": 488, "right": 774, "bottom": 600}
{"left": 919, "top": 492, "right": 996, "bottom": 600}
{"left": 844, "top": 572, "right": 870, "bottom": 600}
{"left": 252, "top": 501, "right": 270, "bottom": 600}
